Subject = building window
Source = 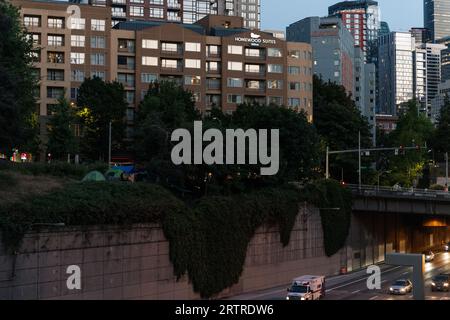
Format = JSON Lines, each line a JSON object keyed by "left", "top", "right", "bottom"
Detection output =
{"left": 91, "top": 19, "right": 106, "bottom": 31}
{"left": 268, "top": 64, "right": 282, "bottom": 73}
{"left": 288, "top": 66, "right": 300, "bottom": 74}
{"left": 227, "top": 78, "right": 243, "bottom": 87}
{"left": 268, "top": 96, "right": 283, "bottom": 105}
{"left": 91, "top": 36, "right": 106, "bottom": 48}
{"left": 185, "top": 75, "right": 201, "bottom": 85}
{"left": 228, "top": 61, "right": 243, "bottom": 71}
{"left": 24, "top": 15, "right": 41, "bottom": 27}
{"left": 47, "top": 51, "right": 64, "bottom": 64}
{"left": 267, "top": 80, "right": 283, "bottom": 89}
{"left": 47, "top": 17, "right": 64, "bottom": 29}
{"left": 149, "top": 7, "right": 164, "bottom": 18}
{"left": 71, "top": 35, "right": 85, "bottom": 47}
{"left": 227, "top": 94, "right": 243, "bottom": 104}
{"left": 142, "top": 56, "right": 158, "bottom": 66}
{"left": 141, "top": 73, "right": 158, "bottom": 83}
{"left": 267, "top": 48, "right": 282, "bottom": 57}
{"left": 207, "top": 45, "right": 220, "bottom": 56}
{"left": 228, "top": 45, "right": 243, "bottom": 55}
{"left": 289, "top": 50, "right": 301, "bottom": 59}
{"left": 185, "top": 42, "right": 201, "bottom": 52}
{"left": 70, "top": 52, "right": 85, "bottom": 64}
{"left": 91, "top": 53, "right": 105, "bottom": 66}
{"left": 142, "top": 39, "right": 158, "bottom": 49}
{"left": 288, "top": 98, "right": 301, "bottom": 107}
{"left": 162, "top": 42, "right": 181, "bottom": 53}
{"left": 118, "top": 73, "right": 135, "bottom": 87}
{"left": 47, "top": 86, "right": 64, "bottom": 99}
{"left": 27, "top": 33, "right": 41, "bottom": 45}
{"left": 289, "top": 82, "right": 301, "bottom": 91}
{"left": 70, "top": 18, "right": 85, "bottom": 30}
{"left": 71, "top": 70, "right": 85, "bottom": 82}
{"left": 91, "top": 70, "right": 105, "bottom": 80}
{"left": 161, "top": 59, "right": 179, "bottom": 69}
{"left": 47, "top": 34, "right": 64, "bottom": 47}
{"left": 185, "top": 59, "right": 201, "bottom": 69}
{"left": 206, "top": 61, "right": 220, "bottom": 72}
{"left": 47, "top": 69, "right": 64, "bottom": 81}
{"left": 130, "top": 6, "right": 144, "bottom": 17}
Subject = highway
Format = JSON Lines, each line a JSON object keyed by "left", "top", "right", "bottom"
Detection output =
{"left": 227, "top": 252, "right": 450, "bottom": 300}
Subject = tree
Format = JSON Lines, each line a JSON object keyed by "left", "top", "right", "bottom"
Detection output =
{"left": 385, "top": 100, "right": 434, "bottom": 187}
{"left": 46, "top": 97, "right": 78, "bottom": 160}
{"left": 134, "top": 81, "right": 199, "bottom": 162}
{"left": 313, "top": 76, "right": 372, "bottom": 183}
{"left": 230, "top": 103, "right": 320, "bottom": 183}
{"left": 0, "top": 0, "right": 39, "bottom": 155}
{"left": 76, "top": 77, "right": 127, "bottom": 161}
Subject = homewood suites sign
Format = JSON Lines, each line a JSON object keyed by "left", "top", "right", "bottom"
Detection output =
{"left": 234, "top": 32, "right": 277, "bottom": 46}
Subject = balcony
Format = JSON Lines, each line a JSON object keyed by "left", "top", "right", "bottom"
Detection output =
{"left": 118, "top": 63, "right": 135, "bottom": 70}
{"left": 167, "top": 1, "right": 181, "bottom": 9}
{"left": 160, "top": 48, "right": 183, "bottom": 56}
{"left": 245, "top": 71, "right": 266, "bottom": 77}
{"left": 160, "top": 66, "right": 183, "bottom": 73}
{"left": 112, "top": 11, "right": 126, "bottom": 18}
{"left": 111, "top": 0, "right": 126, "bottom": 4}
{"left": 167, "top": 16, "right": 181, "bottom": 22}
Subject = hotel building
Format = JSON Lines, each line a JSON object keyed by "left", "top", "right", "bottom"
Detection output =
{"left": 12, "top": 0, "right": 313, "bottom": 141}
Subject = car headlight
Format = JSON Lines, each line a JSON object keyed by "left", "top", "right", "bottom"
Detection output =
{"left": 400, "top": 288, "right": 406, "bottom": 293}
{"left": 300, "top": 297, "right": 305, "bottom": 300}
{"left": 286, "top": 297, "right": 290, "bottom": 300}
{"left": 444, "top": 283, "right": 449, "bottom": 287}
{"left": 389, "top": 287, "right": 393, "bottom": 291}
{"left": 432, "top": 282, "right": 436, "bottom": 286}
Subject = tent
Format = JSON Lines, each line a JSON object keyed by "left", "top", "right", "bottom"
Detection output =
{"left": 82, "top": 170, "right": 106, "bottom": 182}
{"left": 105, "top": 168, "right": 124, "bottom": 181}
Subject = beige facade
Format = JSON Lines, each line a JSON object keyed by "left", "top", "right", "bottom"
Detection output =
{"left": 13, "top": 0, "right": 313, "bottom": 142}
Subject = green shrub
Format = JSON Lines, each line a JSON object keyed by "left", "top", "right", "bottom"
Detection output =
{"left": 430, "top": 184, "right": 446, "bottom": 191}
{"left": 0, "top": 172, "right": 17, "bottom": 188}
{"left": 304, "top": 179, "right": 352, "bottom": 257}
{"left": 0, "top": 161, "right": 108, "bottom": 179}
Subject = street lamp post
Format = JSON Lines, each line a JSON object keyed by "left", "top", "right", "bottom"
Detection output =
{"left": 446, "top": 152, "right": 449, "bottom": 192}
{"left": 108, "top": 121, "right": 112, "bottom": 169}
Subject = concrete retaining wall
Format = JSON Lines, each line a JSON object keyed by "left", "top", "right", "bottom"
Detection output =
{"left": 0, "top": 205, "right": 343, "bottom": 300}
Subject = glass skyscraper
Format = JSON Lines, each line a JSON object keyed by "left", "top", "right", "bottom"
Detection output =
{"left": 424, "top": 0, "right": 450, "bottom": 42}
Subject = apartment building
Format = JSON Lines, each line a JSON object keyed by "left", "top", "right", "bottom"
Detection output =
{"left": 12, "top": 0, "right": 313, "bottom": 141}
{"left": 70, "top": 0, "right": 261, "bottom": 29}
{"left": 13, "top": 0, "right": 112, "bottom": 138}
{"left": 112, "top": 15, "right": 313, "bottom": 118}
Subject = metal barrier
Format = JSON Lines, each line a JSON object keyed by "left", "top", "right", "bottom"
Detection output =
{"left": 346, "top": 184, "right": 450, "bottom": 200}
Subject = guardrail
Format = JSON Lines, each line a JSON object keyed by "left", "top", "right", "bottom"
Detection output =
{"left": 347, "top": 184, "right": 450, "bottom": 200}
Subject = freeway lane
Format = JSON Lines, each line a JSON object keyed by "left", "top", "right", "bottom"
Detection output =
{"left": 227, "top": 252, "right": 450, "bottom": 300}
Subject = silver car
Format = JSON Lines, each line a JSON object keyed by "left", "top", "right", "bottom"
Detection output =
{"left": 389, "top": 279, "right": 413, "bottom": 295}
{"left": 423, "top": 250, "right": 435, "bottom": 262}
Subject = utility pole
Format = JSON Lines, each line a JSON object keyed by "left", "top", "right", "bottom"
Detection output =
{"left": 358, "top": 131, "right": 362, "bottom": 190}
{"left": 108, "top": 121, "right": 112, "bottom": 169}
{"left": 326, "top": 146, "right": 329, "bottom": 179}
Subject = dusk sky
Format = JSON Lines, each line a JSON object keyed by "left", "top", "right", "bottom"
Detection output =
{"left": 261, "top": 0, "right": 423, "bottom": 32}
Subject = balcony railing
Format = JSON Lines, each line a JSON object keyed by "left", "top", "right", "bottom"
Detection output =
{"left": 160, "top": 66, "right": 183, "bottom": 72}
{"left": 161, "top": 48, "right": 183, "bottom": 55}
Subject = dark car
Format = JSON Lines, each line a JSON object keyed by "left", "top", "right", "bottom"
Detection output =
{"left": 431, "top": 274, "right": 450, "bottom": 292}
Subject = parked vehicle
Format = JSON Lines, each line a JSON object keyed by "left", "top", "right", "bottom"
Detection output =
{"left": 431, "top": 274, "right": 450, "bottom": 292}
{"left": 389, "top": 279, "right": 413, "bottom": 295}
{"left": 286, "top": 275, "right": 325, "bottom": 301}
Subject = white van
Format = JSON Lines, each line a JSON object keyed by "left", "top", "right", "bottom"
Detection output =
{"left": 286, "top": 275, "right": 326, "bottom": 300}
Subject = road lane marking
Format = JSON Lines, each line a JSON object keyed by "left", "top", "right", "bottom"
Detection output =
{"left": 327, "top": 266, "right": 403, "bottom": 292}
{"left": 352, "top": 290, "right": 361, "bottom": 294}
{"left": 369, "top": 296, "right": 378, "bottom": 300}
